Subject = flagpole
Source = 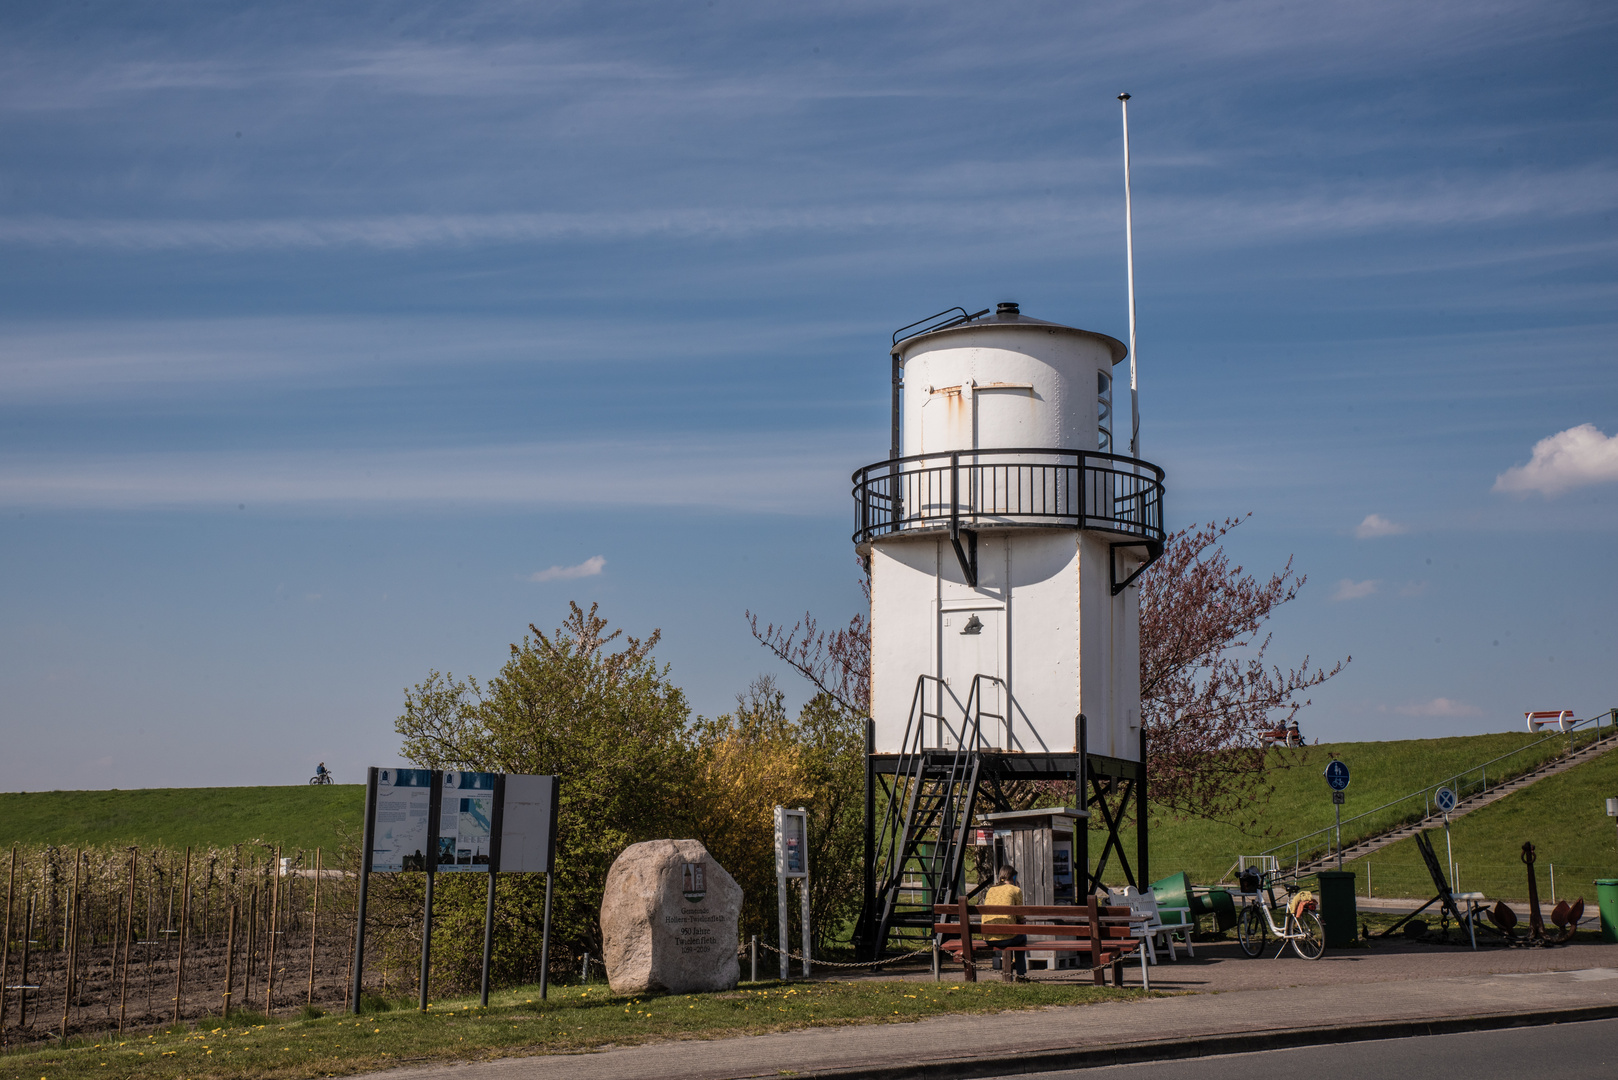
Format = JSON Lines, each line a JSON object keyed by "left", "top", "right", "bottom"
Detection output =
{"left": 1118, "top": 92, "right": 1140, "bottom": 458}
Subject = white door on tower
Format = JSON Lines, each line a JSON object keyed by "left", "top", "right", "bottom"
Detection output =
{"left": 939, "top": 608, "right": 1004, "bottom": 750}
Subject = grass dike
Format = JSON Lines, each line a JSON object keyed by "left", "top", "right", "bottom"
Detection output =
{"left": 1106, "top": 730, "right": 1608, "bottom": 886}
{"left": 0, "top": 785, "right": 364, "bottom": 850}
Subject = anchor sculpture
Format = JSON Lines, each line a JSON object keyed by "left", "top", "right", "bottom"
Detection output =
{"left": 1486, "top": 841, "right": 1583, "bottom": 944}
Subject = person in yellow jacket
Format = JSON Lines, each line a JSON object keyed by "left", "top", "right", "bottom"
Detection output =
{"left": 983, "top": 865, "right": 1027, "bottom": 981}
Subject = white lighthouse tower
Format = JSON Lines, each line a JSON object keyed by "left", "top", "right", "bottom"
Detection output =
{"left": 854, "top": 302, "right": 1165, "bottom": 956}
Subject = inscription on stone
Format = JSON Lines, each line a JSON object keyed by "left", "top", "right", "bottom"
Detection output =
{"left": 601, "top": 839, "right": 741, "bottom": 994}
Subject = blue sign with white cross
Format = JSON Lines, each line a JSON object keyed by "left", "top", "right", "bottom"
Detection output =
{"left": 1325, "top": 760, "right": 1350, "bottom": 791}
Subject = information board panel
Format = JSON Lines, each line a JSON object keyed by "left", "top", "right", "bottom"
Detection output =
{"left": 774, "top": 806, "right": 808, "bottom": 879}
{"left": 372, "top": 768, "right": 435, "bottom": 872}
{"left": 498, "top": 774, "right": 558, "bottom": 873}
{"left": 438, "top": 771, "right": 499, "bottom": 871}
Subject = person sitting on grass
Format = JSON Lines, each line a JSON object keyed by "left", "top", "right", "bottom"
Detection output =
{"left": 983, "top": 864, "right": 1027, "bottom": 982}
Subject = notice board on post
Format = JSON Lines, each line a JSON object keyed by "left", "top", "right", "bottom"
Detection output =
{"left": 369, "top": 768, "right": 436, "bottom": 873}
{"left": 438, "top": 771, "right": 499, "bottom": 871}
{"left": 498, "top": 774, "right": 559, "bottom": 873}
{"left": 361, "top": 770, "right": 557, "bottom": 874}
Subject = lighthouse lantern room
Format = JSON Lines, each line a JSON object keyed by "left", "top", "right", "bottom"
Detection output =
{"left": 853, "top": 302, "right": 1166, "bottom": 957}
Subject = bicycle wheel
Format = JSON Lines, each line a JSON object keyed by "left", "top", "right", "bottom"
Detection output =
{"left": 1237, "top": 904, "right": 1267, "bottom": 957}
{"left": 1291, "top": 910, "right": 1326, "bottom": 960}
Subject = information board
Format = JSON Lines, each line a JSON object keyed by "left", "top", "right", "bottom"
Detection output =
{"left": 438, "top": 771, "right": 498, "bottom": 871}
{"left": 371, "top": 768, "right": 435, "bottom": 872}
{"left": 362, "top": 768, "right": 556, "bottom": 874}
{"left": 498, "top": 774, "right": 559, "bottom": 873}
{"left": 774, "top": 806, "right": 808, "bottom": 879}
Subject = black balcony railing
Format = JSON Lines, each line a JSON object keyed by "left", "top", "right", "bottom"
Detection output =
{"left": 852, "top": 447, "right": 1165, "bottom": 550}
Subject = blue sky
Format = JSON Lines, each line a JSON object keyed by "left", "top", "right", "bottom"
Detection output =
{"left": 2, "top": 1, "right": 1615, "bottom": 791}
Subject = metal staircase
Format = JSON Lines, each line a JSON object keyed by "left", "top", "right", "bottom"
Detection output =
{"left": 866, "top": 674, "right": 1001, "bottom": 958}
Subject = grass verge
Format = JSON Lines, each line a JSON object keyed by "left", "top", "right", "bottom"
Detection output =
{"left": 0, "top": 979, "right": 1149, "bottom": 1080}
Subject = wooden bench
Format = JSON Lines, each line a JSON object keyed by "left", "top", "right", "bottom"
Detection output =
{"left": 932, "top": 896, "right": 1149, "bottom": 987}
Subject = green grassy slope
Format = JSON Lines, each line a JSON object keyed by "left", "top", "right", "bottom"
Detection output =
{"left": 1112, "top": 730, "right": 1596, "bottom": 886}
{"left": 1332, "top": 745, "right": 1618, "bottom": 902}
{"left": 0, "top": 785, "right": 365, "bottom": 850}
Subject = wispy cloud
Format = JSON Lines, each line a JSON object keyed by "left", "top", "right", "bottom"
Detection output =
{"left": 0, "top": 315, "right": 862, "bottom": 402}
{"left": 1353, "top": 513, "right": 1407, "bottom": 539}
{"left": 1393, "top": 697, "right": 1483, "bottom": 718}
{"left": 1494, "top": 423, "right": 1618, "bottom": 496}
{"left": 1331, "top": 579, "right": 1380, "bottom": 601}
{"left": 0, "top": 439, "right": 851, "bottom": 514}
{"left": 1, "top": 166, "right": 1613, "bottom": 254}
{"left": 529, "top": 555, "right": 605, "bottom": 583}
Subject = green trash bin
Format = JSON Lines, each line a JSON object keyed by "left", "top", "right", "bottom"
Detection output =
{"left": 1314, "top": 870, "right": 1359, "bottom": 948}
{"left": 1597, "top": 879, "right": 1618, "bottom": 943}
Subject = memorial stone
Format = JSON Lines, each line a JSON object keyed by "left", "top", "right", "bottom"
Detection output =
{"left": 600, "top": 839, "right": 742, "bottom": 995}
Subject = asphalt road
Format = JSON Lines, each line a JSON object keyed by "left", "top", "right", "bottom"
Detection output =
{"left": 987, "top": 1017, "right": 1618, "bottom": 1080}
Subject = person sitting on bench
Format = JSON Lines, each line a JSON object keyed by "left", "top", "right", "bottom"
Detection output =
{"left": 984, "top": 864, "right": 1028, "bottom": 981}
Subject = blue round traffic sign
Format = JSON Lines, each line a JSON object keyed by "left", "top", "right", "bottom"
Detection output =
{"left": 1435, "top": 786, "right": 1457, "bottom": 813}
{"left": 1325, "top": 760, "right": 1350, "bottom": 791}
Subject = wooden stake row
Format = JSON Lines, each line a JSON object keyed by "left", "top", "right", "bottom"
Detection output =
{"left": 0, "top": 844, "right": 345, "bottom": 1039}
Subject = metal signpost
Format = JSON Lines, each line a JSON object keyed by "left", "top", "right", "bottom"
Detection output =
{"left": 352, "top": 769, "right": 559, "bottom": 1014}
{"left": 774, "top": 806, "right": 810, "bottom": 980}
{"left": 1436, "top": 786, "right": 1458, "bottom": 886}
{"left": 1325, "top": 760, "right": 1350, "bottom": 869}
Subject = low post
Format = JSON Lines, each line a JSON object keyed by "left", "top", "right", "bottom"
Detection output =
{"left": 175, "top": 847, "right": 192, "bottom": 1024}
{"left": 118, "top": 849, "right": 136, "bottom": 1033}
{"left": 0, "top": 845, "right": 14, "bottom": 1037}
{"left": 418, "top": 771, "right": 443, "bottom": 1013}
{"left": 479, "top": 873, "right": 496, "bottom": 1008}
{"left": 263, "top": 848, "right": 278, "bottom": 1016}
{"left": 1335, "top": 799, "right": 1343, "bottom": 870}
{"left": 307, "top": 848, "right": 321, "bottom": 1007}
{"left": 479, "top": 774, "right": 506, "bottom": 1009}
{"left": 62, "top": 849, "right": 82, "bottom": 1044}
{"left": 222, "top": 903, "right": 237, "bottom": 1017}
{"left": 538, "top": 871, "right": 553, "bottom": 1000}
{"left": 749, "top": 934, "right": 757, "bottom": 983}
{"left": 800, "top": 809, "right": 812, "bottom": 978}
{"left": 350, "top": 768, "right": 378, "bottom": 1015}
{"left": 19, "top": 896, "right": 34, "bottom": 1029}
{"left": 418, "top": 869, "right": 435, "bottom": 1012}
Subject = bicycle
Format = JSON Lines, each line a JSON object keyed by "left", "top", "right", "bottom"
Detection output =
{"left": 1236, "top": 869, "right": 1325, "bottom": 960}
{"left": 309, "top": 765, "right": 333, "bottom": 785}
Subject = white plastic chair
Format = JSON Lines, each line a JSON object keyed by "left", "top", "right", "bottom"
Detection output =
{"left": 1109, "top": 885, "right": 1180, "bottom": 964}
{"left": 1153, "top": 892, "right": 1196, "bottom": 958}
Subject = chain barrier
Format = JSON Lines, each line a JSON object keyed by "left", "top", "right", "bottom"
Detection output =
{"left": 736, "top": 940, "right": 934, "bottom": 970}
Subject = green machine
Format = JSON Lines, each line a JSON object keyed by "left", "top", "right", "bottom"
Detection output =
{"left": 1153, "top": 871, "right": 1237, "bottom": 933}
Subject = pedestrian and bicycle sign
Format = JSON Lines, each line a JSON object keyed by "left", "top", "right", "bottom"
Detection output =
{"left": 1436, "top": 786, "right": 1458, "bottom": 814}
{"left": 1325, "top": 759, "right": 1350, "bottom": 869}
